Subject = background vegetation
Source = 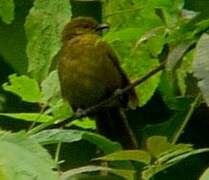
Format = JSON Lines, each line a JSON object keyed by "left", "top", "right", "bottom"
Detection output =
{"left": 0, "top": 0, "right": 209, "bottom": 179}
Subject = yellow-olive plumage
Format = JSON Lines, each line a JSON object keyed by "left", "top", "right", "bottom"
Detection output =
{"left": 58, "top": 17, "right": 138, "bottom": 149}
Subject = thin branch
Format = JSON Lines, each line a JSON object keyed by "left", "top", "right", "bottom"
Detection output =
{"left": 171, "top": 93, "right": 202, "bottom": 144}
{"left": 55, "top": 142, "right": 62, "bottom": 173}
{"left": 55, "top": 61, "right": 165, "bottom": 127}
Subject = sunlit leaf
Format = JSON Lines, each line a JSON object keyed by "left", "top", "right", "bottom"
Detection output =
{"left": 25, "top": 0, "right": 71, "bottom": 81}
{"left": 31, "top": 129, "right": 122, "bottom": 154}
{"left": 41, "top": 70, "right": 72, "bottom": 120}
{"left": 41, "top": 70, "right": 61, "bottom": 103}
{"left": 96, "top": 150, "right": 151, "bottom": 164}
{"left": 145, "top": 136, "right": 193, "bottom": 159}
{"left": 200, "top": 167, "right": 209, "bottom": 180}
{"left": 0, "top": 131, "right": 58, "bottom": 180}
{"left": 193, "top": 33, "right": 209, "bottom": 106}
{"left": 2, "top": 74, "right": 41, "bottom": 103}
{"left": 0, "top": 0, "right": 14, "bottom": 24}
{"left": 0, "top": 113, "right": 53, "bottom": 122}
{"left": 143, "top": 136, "right": 209, "bottom": 180}
{"left": 68, "top": 118, "right": 96, "bottom": 130}
{"left": 166, "top": 40, "right": 195, "bottom": 71}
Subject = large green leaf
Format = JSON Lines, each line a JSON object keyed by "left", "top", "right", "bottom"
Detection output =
{"left": 41, "top": 70, "right": 60, "bottom": 104}
{"left": 68, "top": 117, "right": 96, "bottom": 130}
{"left": 104, "top": 29, "right": 163, "bottom": 106}
{"left": 166, "top": 40, "right": 195, "bottom": 71}
{"left": 0, "top": 0, "right": 14, "bottom": 24}
{"left": 0, "top": 131, "right": 58, "bottom": 180}
{"left": 142, "top": 136, "right": 209, "bottom": 180}
{"left": 96, "top": 150, "right": 151, "bottom": 164}
{"left": 103, "top": 0, "right": 174, "bottom": 106}
{"left": 25, "top": 0, "right": 71, "bottom": 81}
{"left": 40, "top": 70, "right": 72, "bottom": 120}
{"left": 0, "top": 113, "right": 53, "bottom": 122}
{"left": 31, "top": 129, "right": 122, "bottom": 154}
{"left": 2, "top": 74, "right": 42, "bottom": 103}
{"left": 193, "top": 33, "right": 209, "bottom": 106}
{"left": 200, "top": 167, "right": 209, "bottom": 180}
{"left": 145, "top": 136, "right": 193, "bottom": 159}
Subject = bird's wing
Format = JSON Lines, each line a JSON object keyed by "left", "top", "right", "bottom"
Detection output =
{"left": 100, "top": 41, "right": 139, "bottom": 109}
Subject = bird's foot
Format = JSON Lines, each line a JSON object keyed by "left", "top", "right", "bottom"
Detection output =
{"left": 114, "top": 88, "right": 123, "bottom": 96}
{"left": 75, "top": 108, "right": 86, "bottom": 118}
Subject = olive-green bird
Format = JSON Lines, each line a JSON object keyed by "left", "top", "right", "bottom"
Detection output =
{"left": 58, "top": 17, "right": 138, "bottom": 149}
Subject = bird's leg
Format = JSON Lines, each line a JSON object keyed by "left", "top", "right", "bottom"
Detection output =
{"left": 75, "top": 108, "right": 87, "bottom": 118}
{"left": 114, "top": 88, "right": 123, "bottom": 96}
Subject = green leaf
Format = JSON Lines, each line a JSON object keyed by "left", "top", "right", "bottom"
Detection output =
{"left": 166, "top": 40, "right": 195, "bottom": 71}
{"left": 173, "top": 0, "right": 184, "bottom": 11}
{"left": 48, "top": 99, "right": 72, "bottom": 121}
{"left": 41, "top": 70, "right": 61, "bottom": 104}
{"left": 142, "top": 147, "right": 209, "bottom": 180}
{"left": 25, "top": 0, "right": 71, "bottom": 81}
{"left": 41, "top": 70, "right": 72, "bottom": 120}
{"left": 103, "top": 28, "right": 144, "bottom": 43}
{"left": 193, "top": 33, "right": 209, "bottom": 106}
{"left": 96, "top": 150, "right": 151, "bottom": 164}
{"left": 194, "top": 19, "right": 209, "bottom": 35}
{"left": 31, "top": 129, "right": 122, "bottom": 154}
{"left": 142, "top": 136, "right": 209, "bottom": 180}
{"left": 145, "top": 136, "right": 193, "bottom": 159}
{"left": 200, "top": 167, "right": 209, "bottom": 180}
{"left": 2, "top": 74, "right": 41, "bottom": 103}
{"left": 68, "top": 118, "right": 96, "bottom": 130}
{"left": 165, "top": 148, "right": 209, "bottom": 164}
{"left": 60, "top": 165, "right": 135, "bottom": 180}
{"left": 104, "top": 1, "right": 170, "bottom": 106}
{"left": 0, "top": 113, "right": 53, "bottom": 122}
{"left": 0, "top": 131, "right": 58, "bottom": 180}
{"left": 146, "top": 136, "right": 172, "bottom": 158}
{"left": 126, "top": 53, "right": 161, "bottom": 106}
{"left": 0, "top": 0, "right": 15, "bottom": 24}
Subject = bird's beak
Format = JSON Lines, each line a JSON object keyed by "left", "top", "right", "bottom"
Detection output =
{"left": 96, "top": 23, "right": 110, "bottom": 32}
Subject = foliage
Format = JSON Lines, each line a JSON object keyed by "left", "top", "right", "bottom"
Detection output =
{"left": 0, "top": 0, "right": 209, "bottom": 179}
{"left": 0, "top": 131, "right": 58, "bottom": 180}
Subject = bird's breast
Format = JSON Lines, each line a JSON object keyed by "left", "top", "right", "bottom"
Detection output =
{"left": 58, "top": 34, "right": 123, "bottom": 108}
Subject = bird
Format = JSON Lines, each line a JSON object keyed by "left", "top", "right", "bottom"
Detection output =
{"left": 58, "top": 16, "right": 138, "bottom": 149}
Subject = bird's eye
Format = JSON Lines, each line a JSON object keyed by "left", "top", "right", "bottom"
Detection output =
{"left": 83, "top": 24, "right": 90, "bottom": 28}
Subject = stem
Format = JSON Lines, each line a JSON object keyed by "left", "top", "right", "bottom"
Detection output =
{"left": 55, "top": 142, "right": 62, "bottom": 173}
{"left": 171, "top": 93, "right": 202, "bottom": 144}
{"left": 27, "top": 119, "right": 56, "bottom": 135}
{"left": 27, "top": 104, "right": 47, "bottom": 132}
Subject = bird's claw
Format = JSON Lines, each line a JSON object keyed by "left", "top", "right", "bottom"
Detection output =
{"left": 75, "top": 108, "right": 86, "bottom": 117}
{"left": 114, "top": 88, "right": 123, "bottom": 96}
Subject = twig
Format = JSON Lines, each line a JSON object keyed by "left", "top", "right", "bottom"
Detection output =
{"left": 171, "top": 93, "right": 202, "bottom": 144}
{"left": 55, "top": 142, "right": 62, "bottom": 173}
{"left": 55, "top": 61, "right": 166, "bottom": 127}
{"left": 27, "top": 104, "right": 47, "bottom": 133}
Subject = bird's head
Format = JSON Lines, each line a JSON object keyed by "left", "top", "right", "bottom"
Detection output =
{"left": 62, "top": 16, "right": 109, "bottom": 41}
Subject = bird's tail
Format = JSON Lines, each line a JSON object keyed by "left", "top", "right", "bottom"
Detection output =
{"left": 95, "top": 107, "right": 138, "bottom": 149}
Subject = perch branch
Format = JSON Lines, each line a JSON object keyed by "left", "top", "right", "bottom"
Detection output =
{"left": 55, "top": 61, "right": 166, "bottom": 127}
